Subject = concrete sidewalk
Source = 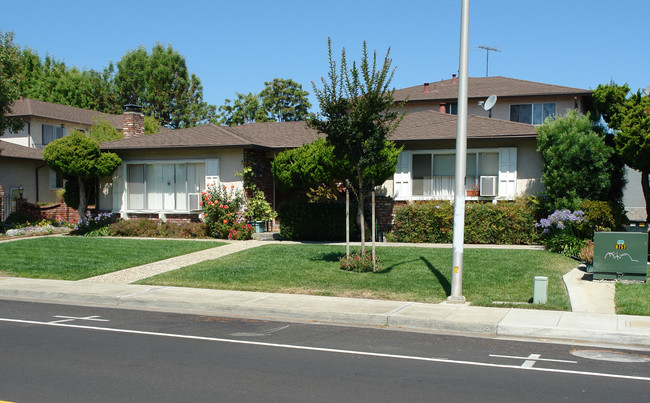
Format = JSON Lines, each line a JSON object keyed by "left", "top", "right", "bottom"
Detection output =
{"left": 0, "top": 275, "right": 648, "bottom": 348}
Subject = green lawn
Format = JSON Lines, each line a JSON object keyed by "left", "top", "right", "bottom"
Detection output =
{"left": 615, "top": 267, "right": 649, "bottom": 316}
{"left": 0, "top": 237, "right": 225, "bottom": 280}
{"left": 139, "top": 244, "right": 575, "bottom": 311}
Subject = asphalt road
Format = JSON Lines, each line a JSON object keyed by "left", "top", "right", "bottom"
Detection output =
{"left": 0, "top": 300, "right": 648, "bottom": 402}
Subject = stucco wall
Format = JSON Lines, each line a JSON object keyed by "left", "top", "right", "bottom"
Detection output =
{"left": 622, "top": 167, "right": 647, "bottom": 221}
{"left": 0, "top": 158, "right": 58, "bottom": 204}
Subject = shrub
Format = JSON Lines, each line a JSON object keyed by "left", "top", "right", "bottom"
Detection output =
{"left": 535, "top": 209, "right": 588, "bottom": 257}
{"left": 339, "top": 249, "right": 381, "bottom": 273}
{"left": 278, "top": 200, "right": 357, "bottom": 241}
{"left": 228, "top": 221, "right": 254, "bottom": 240}
{"left": 71, "top": 212, "right": 117, "bottom": 235}
{"left": 4, "top": 210, "right": 41, "bottom": 228}
{"left": 244, "top": 190, "right": 277, "bottom": 222}
{"left": 579, "top": 240, "right": 594, "bottom": 265}
{"left": 202, "top": 184, "right": 245, "bottom": 238}
{"left": 578, "top": 200, "right": 628, "bottom": 236}
{"left": 389, "top": 199, "right": 539, "bottom": 244}
{"left": 107, "top": 220, "right": 209, "bottom": 238}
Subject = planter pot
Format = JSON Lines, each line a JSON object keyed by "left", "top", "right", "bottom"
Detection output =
{"left": 251, "top": 220, "right": 266, "bottom": 233}
{"left": 466, "top": 190, "right": 479, "bottom": 197}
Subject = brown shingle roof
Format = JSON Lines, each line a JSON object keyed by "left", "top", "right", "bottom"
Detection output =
{"left": 394, "top": 76, "right": 591, "bottom": 102}
{"left": 392, "top": 110, "right": 537, "bottom": 141}
{"left": 9, "top": 98, "right": 123, "bottom": 129}
{"left": 101, "top": 112, "right": 536, "bottom": 151}
{"left": 0, "top": 140, "right": 43, "bottom": 160}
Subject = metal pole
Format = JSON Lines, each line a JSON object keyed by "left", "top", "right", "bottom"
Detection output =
{"left": 448, "top": 0, "right": 470, "bottom": 304}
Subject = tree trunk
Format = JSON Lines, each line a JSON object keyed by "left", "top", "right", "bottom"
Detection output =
{"left": 642, "top": 170, "right": 650, "bottom": 222}
{"left": 357, "top": 169, "right": 365, "bottom": 255}
{"left": 77, "top": 176, "right": 88, "bottom": 226}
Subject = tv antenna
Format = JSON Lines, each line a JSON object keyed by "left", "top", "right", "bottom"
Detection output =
{"left": 478, "top": 94, "right": 497, "bottom": 118}
{"left": 478, "top": 45, "right": 501, "bottom": 77}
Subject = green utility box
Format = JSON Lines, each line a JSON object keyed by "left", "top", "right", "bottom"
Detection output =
{"left": 593, "top": 232, "right": 648, "bottom": 281}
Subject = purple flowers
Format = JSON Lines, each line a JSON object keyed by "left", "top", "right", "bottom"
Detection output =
{"left": 535, "top": 209, "right": 585, "bottom": 234}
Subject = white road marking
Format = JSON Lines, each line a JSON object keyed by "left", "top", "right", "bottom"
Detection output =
{"left": 490, "top": 354, "right": 577, "bottom": 366}
{"left": 0, "top": 317, "right": 648, "bottom": 382}
{"left": 48, "top": 315, "right": 110, "bottom": 324}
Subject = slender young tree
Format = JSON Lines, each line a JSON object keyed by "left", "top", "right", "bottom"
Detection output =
{"left": 0, "top": 31, "right": 24, "bottom": 135}
{"left": 309, "top": 39, "right": 403, "bottom": 255}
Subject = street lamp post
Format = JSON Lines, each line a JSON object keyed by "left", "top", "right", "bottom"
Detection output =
{"left": 448, "top": 0, "right": 470, "bottom": 304}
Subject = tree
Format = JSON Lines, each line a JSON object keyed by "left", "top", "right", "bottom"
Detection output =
{"left": 594, "top": 82, "right": 650, "bottom": 219}
{"left": 218, "top": 78, "right": 311, "bottom": 126}
{"left": 217, "top": 92, "right": 270, "bottom": 126}
{"left": 114, "top": 43, "right": 217, "bottom": 129}
{"left": 537, "top": 110, "right": 617, "bottom": 210}
{"left": 260, "top": 78, "right": 311, "bottom": 122}
{"left": 43, "top": 132, "right": 121, "bottom": 225}
{"left": 0, "top": 31, "right": 25, "bottom": 135}
{"left": 309, "top": 39, "right": 403, "bottom": 253}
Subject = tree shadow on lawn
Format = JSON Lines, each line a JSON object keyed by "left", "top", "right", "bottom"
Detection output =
{"left": 419, "top": 256, "right": 451, "bottom": 297}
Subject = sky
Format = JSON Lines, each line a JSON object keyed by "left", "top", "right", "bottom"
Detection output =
{"left": 2, "top": 0, "right": 649, "bottom": 112}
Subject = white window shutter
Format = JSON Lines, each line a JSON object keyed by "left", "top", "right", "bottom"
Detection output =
{"left": 112, "top": 164, "right": 124, "bottom": 211}
{"left": 49, "top": 168, "right": 57, "bottom": 189}
{"left": 205, "top": 158, "right": 220, "bottom": 188}
{"left": 393, "top": 151, "right": 412, "bottom": 199}
{"left": 498, "top": 148, "right": 517, "bottom": 199}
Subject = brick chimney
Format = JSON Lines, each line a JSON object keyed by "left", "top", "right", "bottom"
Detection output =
{"left": 423, "top": 82, "right": 430, "bottom": 93}
{"left": 123, "top": 104, "right": 144, "bottom": 138}
{"left": 451, "top": 74, "right": 458, "bottom": 84}
{"left": 439, "top": 102, "right": 446, "bottom": 113}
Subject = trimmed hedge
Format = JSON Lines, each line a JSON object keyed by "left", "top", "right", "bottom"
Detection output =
{"left": 278, "top": 201, "right": 357, "bottom": 241}
{"left": 388, "top": 199, "right": 540, "bottom": 245}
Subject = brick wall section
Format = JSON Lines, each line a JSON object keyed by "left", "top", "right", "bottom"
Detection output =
{"left": 374, "top": 196, "right": 396, "bottom": 235}
{"left": 16, "top": 200, "right": 81, "bottom": 223}
{"left": 243, "top": 149, "right": 274, "bottom": 206}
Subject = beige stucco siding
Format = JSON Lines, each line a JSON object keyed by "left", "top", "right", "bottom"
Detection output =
{"left": 0, "top": 158, "right": 58, "bottom": 204}
{"left": 1, "top": 117, "right": 94, "bottom": 149}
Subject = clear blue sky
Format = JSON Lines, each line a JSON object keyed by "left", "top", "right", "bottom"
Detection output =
{"left": 2, "top": 0, "right": 648, "bottom": 111}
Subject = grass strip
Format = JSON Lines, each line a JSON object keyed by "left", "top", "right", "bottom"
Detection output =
{"left": 615, "top": 266, "right": 649, "bottom": 315}
{"left": 140, "top": 244, "right": 575, "bottom": 311}
{"left": 0, "top": 237, "right": 225, "bottom": 280}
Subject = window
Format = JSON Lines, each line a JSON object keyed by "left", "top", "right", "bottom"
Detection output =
{"left": 510, "top": 103, "right": 556, "bottom": 124}
{"left": 404, "top": 150, "right": 508, "bottom": 199}
{"left": 42, "top": 124, "right": 65, "bottom": 146}
{"left": 126, "top": 162, "right": 206, "bottom": 211}
{"left": 445, "top": 103, "right": 458, "bottom": 115}
{"left": 49, "top": 169, "right": 64, "bottom": 189}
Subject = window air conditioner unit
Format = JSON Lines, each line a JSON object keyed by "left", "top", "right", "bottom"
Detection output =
{"left": 479, "top": 176, "right": 497, "bottom": 197}
{"left": 188, "top": 193, "right": 201, "bottom": 210}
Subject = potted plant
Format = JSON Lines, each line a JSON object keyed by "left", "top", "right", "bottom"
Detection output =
{"left": 244, "top": 190, "right": 277, "bottom": 233}
{"left": 466, "top": 183, "right": 479, "bottom": 197}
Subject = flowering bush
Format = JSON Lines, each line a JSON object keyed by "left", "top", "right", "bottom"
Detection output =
{"left": 339, "top": 249, "right": 381, "bottom": 273}
{"left": 72, "top": 212, "right": 118, "bottom": 236}
{"left": 202, "top": 183, "right": 245, "bottom": 239}
{"left": 228, "top": 221, "right": 254, "bottom": 240}
{"left": 535, "top": 209, "right": 587, "bottom": 256}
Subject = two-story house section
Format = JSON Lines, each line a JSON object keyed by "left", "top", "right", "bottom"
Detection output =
{"left": 2, "top": 97, "right": 122, "bottom": 149}
{"left": 393, "top": 75, "right": 592, "bottom": 123}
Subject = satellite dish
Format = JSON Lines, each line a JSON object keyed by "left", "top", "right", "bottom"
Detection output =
{"left": 483, "top": 94, "right": 497, "bottom": 111}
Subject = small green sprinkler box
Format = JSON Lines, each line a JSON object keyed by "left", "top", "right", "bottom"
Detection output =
{"left": 593, "top": 232, "right": 648, "bottom": 281}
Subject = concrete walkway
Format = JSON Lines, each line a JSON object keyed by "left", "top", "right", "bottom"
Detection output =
{"left": 0, "top": 237, "right": 647, "bottom": 348}
{"left": 563, "top": 266, "right": 616, "bottom": 314}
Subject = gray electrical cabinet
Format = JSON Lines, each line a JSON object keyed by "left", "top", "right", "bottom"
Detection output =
{"left": 593, "top": 232, "right": 648, "bottom": 281}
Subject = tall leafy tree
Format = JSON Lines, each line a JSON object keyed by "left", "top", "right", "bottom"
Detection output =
{"left": 594, "top": 82, "right": 650, "bottom": 218}
{"left": 217, "top": 92, "right": 270, "bottom": 126}
{"left": 114, "top": 43, "right": 216, "bottom": 129}
{"left": 309, "top": 39, "right": 403, "bottom": 251}
{"left": 537, "top": 110, "right": 616, "bottom": 210}
{"left": 260, "top": 78, "right": 311, "bottom": 122}
{"left": 43, "top": 132, "right": 121, "bottom": 225}
{"left": 218, "top": 78, "right": 311, "bottom": 126}
{"left": 0, "top": 31, "right": 24, "bottom": 135}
